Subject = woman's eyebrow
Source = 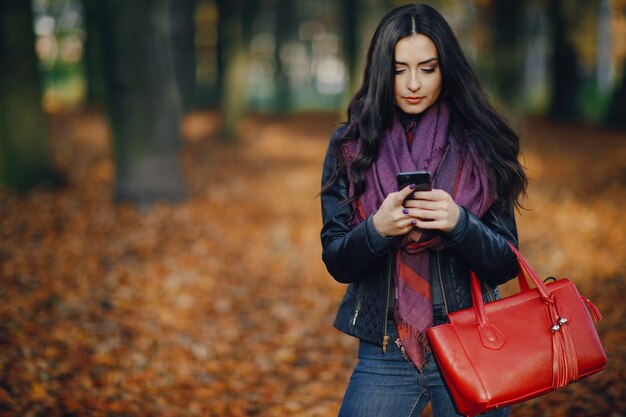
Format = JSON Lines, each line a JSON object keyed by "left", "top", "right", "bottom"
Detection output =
{"left": 394, "top": 57, "right": 439, "bottom": 66}
{"left": 418, "top": 57, "right": 438, "bottom": 65}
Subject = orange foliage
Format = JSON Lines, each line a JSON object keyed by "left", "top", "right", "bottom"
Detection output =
{"left": 0, "top": 110, "right": 624, "bottom": 416}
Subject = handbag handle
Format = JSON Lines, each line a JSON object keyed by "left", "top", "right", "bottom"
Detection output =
{"left": 469, "top": 242, "right": 556, "bottom": 349}
{"left": 471, "top": 242, "right": 554, "bottom": 305}
{"left": 508, "top": 243, "right": 553, "bottom": 298}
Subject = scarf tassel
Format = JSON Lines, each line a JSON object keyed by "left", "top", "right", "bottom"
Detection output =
{"left": 395, "top": 318, "right": 431, "bottom": 371}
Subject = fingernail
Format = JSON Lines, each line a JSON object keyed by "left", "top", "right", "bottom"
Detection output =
{"left": 409, "top": 183, "right": 416, "bottom": 190}
{"left": 411, "top": 220, "right": 417, "bottom": 225}
{"left": 402, "top": 208, "right": 409, "bottom": 215}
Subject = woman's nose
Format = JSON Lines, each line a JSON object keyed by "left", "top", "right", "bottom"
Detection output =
{"left": 408, "top": 73, "right": 421, "bottom": 91}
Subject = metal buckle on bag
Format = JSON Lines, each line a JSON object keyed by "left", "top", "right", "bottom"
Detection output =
{"left": 551, "top": 317, "right": 569, "bottom": 333}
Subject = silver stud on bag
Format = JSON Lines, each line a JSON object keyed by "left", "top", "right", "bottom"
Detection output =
{"left": 551, "top": 324, "right": 561, "bottom": 333}
{"left": 558, "top": 317, "right": 568, "bottom": 326}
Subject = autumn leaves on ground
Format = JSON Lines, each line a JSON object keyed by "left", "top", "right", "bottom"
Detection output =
{"left": 1, "top": 110, "right": 624, "bottom": 417}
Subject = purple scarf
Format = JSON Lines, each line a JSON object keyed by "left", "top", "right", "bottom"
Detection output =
{"left": 342, "top": 102, "right": 494, "bottom": 370}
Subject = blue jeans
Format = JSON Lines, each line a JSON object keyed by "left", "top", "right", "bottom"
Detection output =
{"left": 338, "top": 322, "right": 511, "bottom": 417}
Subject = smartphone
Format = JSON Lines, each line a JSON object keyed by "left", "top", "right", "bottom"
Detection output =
{"left": 396, "top": 171, "right": 432, "bottom": 192}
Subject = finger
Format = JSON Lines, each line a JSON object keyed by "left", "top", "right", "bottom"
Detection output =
{"left": 413, "top": 210, "right": 457, "bottom": 231}
{"left": 401, "top": 209, "right": 424, "bottom": 225}
{"left": 411, "top": 209, "right": 439, "bottom": 222}
{"left": 414, "top": 219, "right": 443, "bottom": 230}
{"left": 403, "top": 199, "right": 441, "bottom": 210}
{"left": 410, "top": 190, "right": 432, "bottom": 201}
{"left": 411, "top": 189, "right": 450, "bottom": 202}
{"left": 404, "top": 197, "right": 449, "bottom": 214}
{"left": 401, "top": 205, "right": 433, "bottom": 219}
{"left": 398, "top": 184, "right": 417, "bottom": 201}
{"left": 403, "top": 218, "right": 419, "bottom": 232}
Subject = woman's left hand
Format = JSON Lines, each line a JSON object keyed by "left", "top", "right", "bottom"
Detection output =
{"left": 402, "top": 189, "right": 461, "bottom": 232}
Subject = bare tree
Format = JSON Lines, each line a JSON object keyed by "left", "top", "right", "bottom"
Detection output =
{"left": 0, "top": 0, "right": 52, "bottom": 191}
{"left": 99, "top": 0, "right": 186, "bottom": 205}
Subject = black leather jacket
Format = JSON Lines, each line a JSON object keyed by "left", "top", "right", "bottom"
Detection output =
{"left": 320, "top": 125, "right": 520, "bottom": 348}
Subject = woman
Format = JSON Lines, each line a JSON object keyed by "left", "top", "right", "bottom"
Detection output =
{"left": 320, "top": 4, "right": 527, "bottom": 417}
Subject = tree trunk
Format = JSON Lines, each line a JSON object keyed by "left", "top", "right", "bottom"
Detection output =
{"left": 217, "top": 0, "right": 249, "bottom": 141}
{"left": 595, "top": 0, "right": 612, "bottom": 94}
{"left": 168, "top": 0, "right": 197, "bottom": 112}
{"left": 341, "top": 0, "right": 388, "bottom": 108}
{"left": 341, "top": 0, "right": 357, "bottom": 97}
{"left": 274, "top": 0, "right": 292, "bottom": 115}
{"left": 100, "top": 0, "right": 185, "bottom": 205}
{"left": 83, "top": 0, "right": 107, "bottom": 106}
{"left": 194, "top": 0, "right": 220, "bottom": 108}
{"left": 0, "top": 0, "right": 52, "bottom": 191}
{"left": 606, "top": 64, "right": 626, "bottom": 129}
{"left": 490, "top": 0, "right": 526, "bottom": 109}
{"left": 548, "top": 0, "right": 580, "bottom": 120}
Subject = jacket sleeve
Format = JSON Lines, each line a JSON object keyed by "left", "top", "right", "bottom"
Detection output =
{"left": 443, "top": 204, "right": 520, "bottom": 286}
{"left": 320, "top": 127, "right": 394, "bottom": 284}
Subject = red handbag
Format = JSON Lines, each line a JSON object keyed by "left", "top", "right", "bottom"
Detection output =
{"left": 426, "top": 244, "right": 607, "bottom": 416}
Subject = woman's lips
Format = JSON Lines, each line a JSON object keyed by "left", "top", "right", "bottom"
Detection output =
{"left": 404, "top": 96, "right": 425, "bottom": 104}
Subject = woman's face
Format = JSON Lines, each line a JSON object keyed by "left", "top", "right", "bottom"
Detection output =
{"left": 393, "top": 34, "right": 442, "bottom": 115}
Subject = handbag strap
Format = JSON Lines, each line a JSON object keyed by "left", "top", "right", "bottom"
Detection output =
{"left": 469, "top": 242, "right": 558, "bottom": 349}
{"left": 508, "top": 243, "right": 554, "bottom": 298}
{"left": 470, "top": 242, "right": 553, "bottom": 306}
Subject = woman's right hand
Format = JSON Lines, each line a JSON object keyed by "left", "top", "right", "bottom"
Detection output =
{"left": 372, "top": 185, "right": 422, "bottom": 238}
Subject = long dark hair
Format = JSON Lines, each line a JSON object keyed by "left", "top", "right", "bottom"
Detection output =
{"left": 325, "top": 3, "right": 527, "bottom": 210}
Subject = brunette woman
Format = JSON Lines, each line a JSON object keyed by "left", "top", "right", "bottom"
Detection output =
{"left": 320, "top": 4, "right": 527, "bottom": 417}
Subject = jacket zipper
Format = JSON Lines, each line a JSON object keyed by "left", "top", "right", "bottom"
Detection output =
{"left": 436, "top": 253, "right": 450, "bottom": 316}
{"left": 352, "top": 279, "right": 365, "bottom": 326}
{"left": 382, "top": 252, "right": 393, "bottom": 353}
{"left": 352, "top": 305, "right": 360, "bottom": 326}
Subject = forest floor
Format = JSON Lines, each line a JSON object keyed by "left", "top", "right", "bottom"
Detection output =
{"left": 0, "top": 109, "right": 624, "bottom": 417}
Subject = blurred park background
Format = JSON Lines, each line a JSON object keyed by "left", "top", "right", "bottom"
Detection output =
{"left": 1, "top": 0, "right": 625, "bottom": 416}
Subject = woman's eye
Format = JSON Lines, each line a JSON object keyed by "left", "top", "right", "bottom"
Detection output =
{"left": 421, "top": 67, "right": 436, "bottom": 73}
{"left": 395, "top": 68, "right": 406, "bottom": 74}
